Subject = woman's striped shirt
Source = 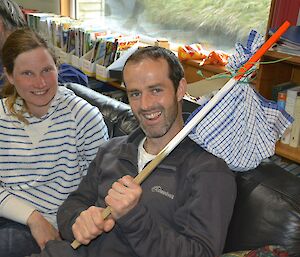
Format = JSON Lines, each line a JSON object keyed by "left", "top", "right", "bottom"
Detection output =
{"left": 0, "top": 86, "right": 108, "bottom": 227}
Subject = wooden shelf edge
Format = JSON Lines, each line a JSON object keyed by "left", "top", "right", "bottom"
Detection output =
{"left": 275, "top": 141, "right": 300, "bottom": 164}
{"left": 183, "top": 60, "right": 227, "bottom": 74}
{"left": 107, "top": 81, "right": 125, "bottom": 91}
{"left": 265, "top": 50, "right": 300, "bottom": 65}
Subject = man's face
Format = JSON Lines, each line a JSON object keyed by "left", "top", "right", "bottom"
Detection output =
{"left": 124, "top": 58, "right": 186, "bottom": 140}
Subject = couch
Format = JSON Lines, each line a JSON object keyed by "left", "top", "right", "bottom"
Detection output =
{"left": 65, "top": 82, "right": 300, "bottom": 257}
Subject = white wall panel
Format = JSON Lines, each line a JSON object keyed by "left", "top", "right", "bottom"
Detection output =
{"left": 15, "top": 0, "right": 60, "bottom": 14}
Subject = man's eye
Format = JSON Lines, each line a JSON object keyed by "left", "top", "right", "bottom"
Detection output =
{"left": 152, "top": 88, "right": 162, "bottom": 94}
{"left": 129, "top": 92, "right": 140, "bottom": 98}
{"left": 22, "top": 71, "right": 32, "bottom": 76}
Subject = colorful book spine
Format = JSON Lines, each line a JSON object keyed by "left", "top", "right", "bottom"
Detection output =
{"left": 281, "top": 86, "right": 300, "bottom": 144}
{"left": 271, "top": 0, "right": 300, "bottom": 28}
{"left": 103, "top": 40, "right": 114, "bottom": 67}
{"left": 97, "top": 39, "right": 107, "bottom": 66}
{"left": 289, "top": 93, "right": 300, "bottom": 148}
{"left": 277, "top": 91, "right": 287, "bottom": 110}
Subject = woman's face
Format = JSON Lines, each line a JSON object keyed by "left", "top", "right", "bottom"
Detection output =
{"left": 5, "top": 47, "right": 58, "bottom": 117}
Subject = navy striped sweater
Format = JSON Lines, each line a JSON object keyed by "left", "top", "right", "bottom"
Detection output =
{"left": 0, "top": 86, "right": 108, "bottom": 227}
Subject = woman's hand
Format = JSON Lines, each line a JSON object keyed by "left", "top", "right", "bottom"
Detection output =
{"left": 27, "top": 210, "right": 61, "bottom": 249}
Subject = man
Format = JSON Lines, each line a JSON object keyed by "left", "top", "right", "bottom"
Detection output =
{"left": 31, "top": 46, "right": 236, "bottom": 257}
{"left": 0, "top": 0, "right": 27, "bottom": 87}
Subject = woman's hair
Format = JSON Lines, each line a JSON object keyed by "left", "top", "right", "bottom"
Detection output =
{"left": 1, "top": 28, "right": 56, "bottom": 123}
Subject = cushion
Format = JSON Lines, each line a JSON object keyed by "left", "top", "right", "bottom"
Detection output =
{"left": 224, "top": 163, "right": 300, "bottom": 256}
{"left": 221, "top": 245, "right": 288, "bottom": 257}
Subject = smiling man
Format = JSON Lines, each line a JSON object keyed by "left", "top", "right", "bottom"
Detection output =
{"left": 124, "top": 51, "right": 185, "bottom": 154}
{"left": 31, "top": 46, "right": 236, "bottom": 257}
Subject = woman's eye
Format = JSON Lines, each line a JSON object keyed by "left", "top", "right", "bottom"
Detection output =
{"left": 43, "top": 67, "right": 52, "bottom": 73}
{"left": 22, "top": 71, "right": 32, "bottom": 76}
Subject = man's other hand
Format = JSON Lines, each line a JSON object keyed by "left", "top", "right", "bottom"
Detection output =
{"left": 72, "top": 206, "right": 115, "bottom": 245}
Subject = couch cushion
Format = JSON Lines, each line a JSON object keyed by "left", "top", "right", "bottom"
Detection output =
{"left": 65, "top": 83, "right": 139, "bottom": 137}
{"left": 224, "top": 163, "right": 300, "bottom": 256}
{"left": 221, "top": 245, "right": 288, "bottom": 257}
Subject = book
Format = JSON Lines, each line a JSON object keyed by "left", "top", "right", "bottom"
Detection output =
{"left": 271, "top": 81, "right": 299, "bottom": 101}
{"left": 272, "top": 43, "right": 300, "bottom": 56}
{"left": 103, "top": 40, "right": 114, "bottom": 67}
{"left": 74, "top": 27, "right": 80, "bottom": 57}
{"left": 90, "top": 40, "right": 100, "bottom": 63}
{"left": 66, "top": 28, "right": 76, "bottom": 53}
{"left": 107, "top": 38, "right": 119, "bottom": 67}
{"left": 281, "top": 86, "right": 300, "bottom": 144}
{"left": 289, "top": 93, "right": 300, "bottom": 147}
{"left": 114, "top": 36, "right": 139, "bottom": 61}
{"left": 269, "top": 26, "right": 300, "bottom": 47}
{"left": 96, "top": 39, "right": 107, "bottom": 66}
{"left": 270, "top": 0, "right": 300, "bottom": 29}
{"left": 277, "top": 91, "right": 287, "bottom": 110}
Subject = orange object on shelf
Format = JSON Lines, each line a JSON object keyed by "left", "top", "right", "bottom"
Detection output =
{"left": 178, "top": 44, "right": 207, "bottom": 61}
{"left": 200, "top": 50, "right": 229, "bottom": 66}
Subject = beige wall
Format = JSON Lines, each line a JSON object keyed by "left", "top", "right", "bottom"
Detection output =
{"left": 15, "top": 0, "right": 60, "bottom": 14}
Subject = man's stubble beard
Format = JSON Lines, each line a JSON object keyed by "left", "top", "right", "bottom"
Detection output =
{"left": 137, "top": 102, "right": 179, "bottom": 139}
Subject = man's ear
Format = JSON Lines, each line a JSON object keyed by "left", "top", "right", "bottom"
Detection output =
{"left": 3, "top": 67, "right": 14, "bottom": 85}
{"left": 176, "top": 78, "right": 187, "bottom": 101}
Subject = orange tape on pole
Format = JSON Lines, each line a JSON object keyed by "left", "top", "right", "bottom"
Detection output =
{"left": 235, "top": 21, "right": 290, "bottom": 80}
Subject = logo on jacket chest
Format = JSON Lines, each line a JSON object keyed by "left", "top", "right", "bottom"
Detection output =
{"left": 151, "top": 186, "right": 174, "bottom": 199}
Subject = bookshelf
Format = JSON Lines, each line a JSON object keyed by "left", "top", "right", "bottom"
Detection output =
{"left": 182, "top": 0, "right": 300, "bottom": 164}
{"left": 256, "top": 52, "right": 300, "bottom": 164}
{"left": 275, "top": 141, "right": 300, "bottom": 163}
{"left": 255, "top": 51, "right": 300, "bottom": 99}
{"left": 181, "top": 60, "right": 227, "bottom": 83}
{"left": 255, "top": 0, "right": 300, "bottom": 164}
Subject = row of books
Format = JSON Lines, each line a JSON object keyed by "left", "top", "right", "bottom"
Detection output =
{"left": 26, "top": 12, "right": 139, "bottom": 64}
{"left": 269, "top": 26, "right": 300, "bottom": 56}
{"left": 89, "top": 35, "right": 139, "bottom": 67}
{"left": 27, "top": 13, "right": 79, "bottom": 51}
{"left": 276, "top": 83, "right": 300, "bottom": 148}
{"left": 27, "top": 12, "right": 110, "bottom": 57}
{"left": 64, "top": 28, "right": 109, "bottom": 58}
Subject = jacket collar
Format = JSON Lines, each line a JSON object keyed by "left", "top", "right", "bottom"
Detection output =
{"left": 118, "top": 127, "right": 198, "bottom": 172}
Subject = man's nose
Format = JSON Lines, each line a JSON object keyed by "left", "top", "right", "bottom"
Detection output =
{"left": 140, "top": 93, "right": 153, "bottom": 110}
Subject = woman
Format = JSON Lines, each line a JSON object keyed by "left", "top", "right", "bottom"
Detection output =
{"left": 0, "top": 28, "right": 109, "bottom": 256}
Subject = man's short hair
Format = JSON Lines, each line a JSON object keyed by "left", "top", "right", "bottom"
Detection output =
{"left": 123, "top": 46, "right": 185, "bottom": 91}
{"left": 0, "top": 0, "right": 26, "bottom": 31}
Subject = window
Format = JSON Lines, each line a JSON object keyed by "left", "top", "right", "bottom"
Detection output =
{"left": 74, "top": 0, "right": 272, "bottom": 52}
{"left": 75, "top": 0, "right": 105, "bottom": 22}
